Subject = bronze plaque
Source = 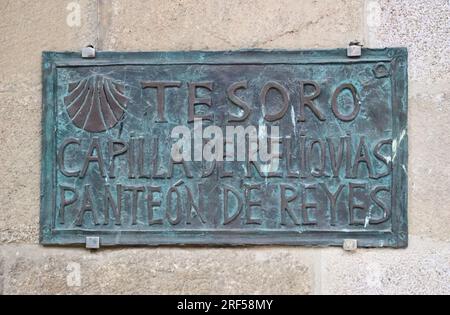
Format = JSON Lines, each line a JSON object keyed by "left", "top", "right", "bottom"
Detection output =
{"left": 41, "top": 49, "right": 408, "bottom": 247}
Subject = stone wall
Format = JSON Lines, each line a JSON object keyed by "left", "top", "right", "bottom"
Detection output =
{"left": 0, "top": 0, "right": 449, "bottom": 294}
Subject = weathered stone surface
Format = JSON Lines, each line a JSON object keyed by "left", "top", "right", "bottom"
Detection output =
{"left": 366, "top": 0, "right": 450, "bottom": 95}
{"left": 409, "top": 94, "right": 450, "bottom": 241}
{"left": 103, "top": 0, "right": 364, "bottom": 50}
{"left": 0, "top": 0, "right": 96, "bottom": 244}
{"left": 1, "top": 245, "right": 315, "bottom": 295}
{"left": 0, "top": 92, "right": 40, "bottom": 244}
{"left": 321, "top": 236, "right": 450, "bottom": 295}
{"left": 0, "top": 257, "right": 4, "bottom": 295}
{"left": 0, "top": 0, "right": 97, "bottom": 91}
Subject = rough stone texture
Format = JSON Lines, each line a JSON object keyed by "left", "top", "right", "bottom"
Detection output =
{"left": 0, "top": 246, "right": 315, "bottom": 295}
{"left": 103, "top": 0, "right": 364, "bottom": 50}
{"left": 0, "top": 92, "right": 41, "bottom": 243}
{"left": 409, "top": 94, "right": 450, "bottom": 241}
{"left": 0, "top": 0, "right": 97, "bottom": 91}
{"left": 321, "top": 236, "right": 450, "bottom": 295}
{"left": 0, "top": 0, "right": 449, "bottom": 295}
{"left": 366, "top": 0, "right": 450, "bottom": 95}
{"left": 0, "top": 0, "right": 97, "bottom": 243}
{"left": 0, "top": 257, "right": 4, "bottom": 294}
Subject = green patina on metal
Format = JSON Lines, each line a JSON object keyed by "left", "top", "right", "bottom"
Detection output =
{"left": 40, "top": 49, "right": 408, "bottom": 247}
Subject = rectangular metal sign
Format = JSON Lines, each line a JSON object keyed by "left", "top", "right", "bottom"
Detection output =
{"left": 41, "top": 49, "right": 408, "bottom": 247}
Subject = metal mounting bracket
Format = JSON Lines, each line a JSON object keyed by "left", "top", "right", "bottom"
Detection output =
{"left": 82, "top": 45, "right": 96, "bottom": 59}
{"left": 86, "top": 236, "right": 100, "bottom": 249}
{"left": 343, "top": 239, "right": 358, "bottom": 251}
{"left": 347, "top": 41, "right": 362, "bottom": 58}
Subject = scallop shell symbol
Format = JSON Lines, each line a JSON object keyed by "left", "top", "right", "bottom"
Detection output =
{"left": 64, "top": 75, "right": 128, "bottom": 132}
